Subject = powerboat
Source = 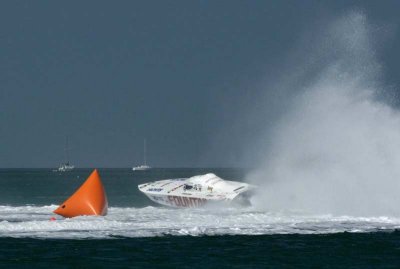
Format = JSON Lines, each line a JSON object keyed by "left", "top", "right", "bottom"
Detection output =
{"left": 138, "top": 173, "right": 254, "bottom": 208}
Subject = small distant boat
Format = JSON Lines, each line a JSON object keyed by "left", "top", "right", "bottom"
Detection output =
{"left": 58, "top": 162, "right": 75, "bottom": 172}
{"left": 132, "top": 164, "right": 151, "bottom": 171}
{"left": 132, "top": 139, "right": 151, "bottom": 171}
{"left": 57, "top": 136, "right": 75, "bottom": 172}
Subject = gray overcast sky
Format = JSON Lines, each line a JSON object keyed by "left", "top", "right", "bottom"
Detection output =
{"left": 1, "top": 1, "right": 400, "bottom": 168}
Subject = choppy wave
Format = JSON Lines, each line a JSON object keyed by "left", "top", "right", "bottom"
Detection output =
{"left": 0, "top": 205, "right": 400, "bottom": 239}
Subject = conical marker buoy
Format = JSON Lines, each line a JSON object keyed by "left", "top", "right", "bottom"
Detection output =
{"left": 53, "top": 169, "right": 108, "bottom": 218}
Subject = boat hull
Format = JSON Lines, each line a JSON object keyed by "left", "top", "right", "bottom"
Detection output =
{"left": 132, "top": 165, "right": 151, "bottom": 171}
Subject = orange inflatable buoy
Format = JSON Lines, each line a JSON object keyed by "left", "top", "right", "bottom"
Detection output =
{"left": 53, "top": 169, "right": 108, "bottom": 218}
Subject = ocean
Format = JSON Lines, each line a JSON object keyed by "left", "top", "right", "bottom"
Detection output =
{"left": 1, "top": 168, "right": 400, "bottom": 268}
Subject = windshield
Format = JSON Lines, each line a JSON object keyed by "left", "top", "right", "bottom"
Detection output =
{"left": 183, "top": 184, "right": 202, "bottom": 191}
{"left": 183, "top": 184, "right": 193, "bottom": 190}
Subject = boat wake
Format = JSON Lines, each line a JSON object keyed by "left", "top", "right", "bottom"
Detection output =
{"left": 1, "top": 205, "right": 399, "bottom": 239}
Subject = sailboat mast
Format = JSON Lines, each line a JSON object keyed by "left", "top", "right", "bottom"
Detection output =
{"left": 144, "top": 139, "right": 147, "bottom": 166}
{"left": 65, "top": 136, "right": 70, "bottom": 164}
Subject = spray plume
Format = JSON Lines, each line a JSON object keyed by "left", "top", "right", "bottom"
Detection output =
{"left": 248, "top": 11, "right": 400, "bottom": 216}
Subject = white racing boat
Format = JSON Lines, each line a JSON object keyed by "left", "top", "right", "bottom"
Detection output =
{"left": 138, "top": 173, "right": 254, "bottom": 208}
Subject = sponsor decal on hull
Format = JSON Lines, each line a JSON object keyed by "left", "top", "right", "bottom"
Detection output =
{"left": 148, "top": 188, "right": 163, "bottom": 192}
{"left": 167, "top": 195, "right": 207, "bottom": 208}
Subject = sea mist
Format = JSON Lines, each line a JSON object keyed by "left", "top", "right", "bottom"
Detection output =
{"left": 248, "top": 11, "right": 400, "bottom": 216}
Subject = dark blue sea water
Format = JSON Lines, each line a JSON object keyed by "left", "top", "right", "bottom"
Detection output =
{"left": 1, "top": 169, "right": 400, "bottom": 268}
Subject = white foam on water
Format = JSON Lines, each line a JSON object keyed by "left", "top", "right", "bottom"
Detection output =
{"left": 0, "top": 205, "right": 399, "bottom": 239}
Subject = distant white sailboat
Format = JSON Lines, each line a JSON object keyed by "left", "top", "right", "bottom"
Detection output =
{"left": 132, "top": 139, "right": 151, "bottom": 171}
{"left": 58, "top": 136, "right": 74, "bottom": 172}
